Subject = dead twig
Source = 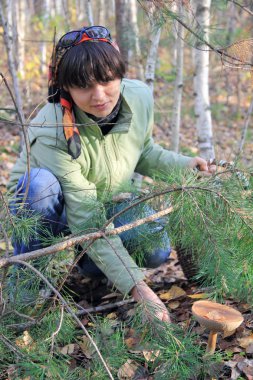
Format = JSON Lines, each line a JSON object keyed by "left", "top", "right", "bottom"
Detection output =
{"left": 12, "top": 259, "right": 115, "bottom": 380}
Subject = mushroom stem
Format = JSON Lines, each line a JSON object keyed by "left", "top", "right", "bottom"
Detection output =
{"left": 206, "top": 331, "right": 218, "bottom": 354}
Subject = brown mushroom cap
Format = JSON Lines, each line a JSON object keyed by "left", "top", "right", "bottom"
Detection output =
{"left": 192, "top": 300, "right": 244, "bottom": 332}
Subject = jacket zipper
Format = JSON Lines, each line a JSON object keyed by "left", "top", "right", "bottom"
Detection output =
{"left": 112, "top": 134, "right": 119, "bottom": 161}
{"left": 102, "top": 137, "right": 112, "bottom": 192}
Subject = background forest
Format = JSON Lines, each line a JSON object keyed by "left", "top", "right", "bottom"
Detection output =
{"left": 0, "top": 1, "right": 253, "bottom": 379}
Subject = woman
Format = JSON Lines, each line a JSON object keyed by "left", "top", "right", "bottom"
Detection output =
{"left": 8, "top": 26, "right": 215, "bottom": 321}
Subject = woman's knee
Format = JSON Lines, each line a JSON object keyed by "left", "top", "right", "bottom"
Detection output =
{"left": 16, "top": 168, "right": 63, "bottom": 211}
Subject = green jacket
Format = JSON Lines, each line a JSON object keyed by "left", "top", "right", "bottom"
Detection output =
{"left": 8, "top": 79, "right": 192, "bottom": 294}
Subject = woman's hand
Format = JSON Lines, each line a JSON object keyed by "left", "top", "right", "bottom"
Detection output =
{"left": 131, "top": 281, "right": 171, "bottom": 323}
{"left": 188, "top": 156, "right": 216, "bottom": 176}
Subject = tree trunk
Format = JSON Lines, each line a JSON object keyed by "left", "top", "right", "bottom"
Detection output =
{"left": 193, "top": 0, "right": 215, "bottom": 159}
{"left": 0, "top": 1, "right": 25, "bottom": 125}
{"left": 115, "top": 0, "right": 129, "bottom": 70}
{"left": 128, "top": 0, "right": 144, "bottom": 80}
{"left": 144, "top": 5, "right": 161, "bottom": 92}
{"left": 85, "top": 0, "right": 94, "bottom": 26}
{"left": 170, "top": 2, "right": 184, "bottom": 153}
{"left": 17, "top": 0, "right": 26, "bottom": 79}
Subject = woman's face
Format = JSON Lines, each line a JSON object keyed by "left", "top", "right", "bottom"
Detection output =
{"left": 67, "top": 78, "right": 121, "bottom": 118}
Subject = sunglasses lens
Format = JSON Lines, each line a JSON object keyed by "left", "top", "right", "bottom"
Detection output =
{"left": 86, "top": 26, "right": 112, "bottom": 41}
{"left": 59, "top": 31, "right": 80, "bottom": 47}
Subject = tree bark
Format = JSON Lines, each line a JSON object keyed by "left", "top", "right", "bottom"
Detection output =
{"left": 192, "top": 0, "right": 215, "bottom": 159}
{"left": 85, "top": 0, "right": 94, "bottom": 26}
{"left": 170, "top": 1, "right": 184, "bottom": 153}
{"left": 128, "top": 0, "right": 144, "bottom": 80}
{"left": 0, "top": 1, "right": 25, "bottom": 126}
{"left": 115, "top": 0, "right": 129, "bottom": 70}
{"left": 144, "top": 4, "right": 161, "bottom": 92}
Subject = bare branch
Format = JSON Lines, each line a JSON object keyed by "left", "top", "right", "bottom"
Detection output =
{"left": 12, "top": 259, "right": 115, "bottom": 380}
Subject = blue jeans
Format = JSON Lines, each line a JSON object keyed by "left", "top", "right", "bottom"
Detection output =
{"left": 12, "top": 168, "right": 171, "bottom": 278}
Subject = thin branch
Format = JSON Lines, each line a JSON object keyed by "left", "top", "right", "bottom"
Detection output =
{"left": 0, "top": 203, "right": 174, "bottom": 269}
{"left": 228, "top": 0, "right": 253, "bottom": 16}
{"left": 12, "top": 259, "right": 115, "bottom": 380}
{"left": 49, "top": 305, "right": 64, "bottom": 354}
{"left": 0, "top": 73, "right": 31, "bottom": 204}
{"left": 0, "top": 183, "right": 252, "bottom": 270}
{"left": 0, "top": 334, "right": 24, "bottom": 358}
{"left": 237, "top": 96, "right": 253, "bottom": 157}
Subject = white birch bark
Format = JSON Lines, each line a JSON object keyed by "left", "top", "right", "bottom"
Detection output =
{"left": 76, "top": 0, "right": 86, "bottom": 23}
{"left": 97, "top": 0, "right": 105, "bottom": 25}
{"left": 128, "top": 0, "right": 144, "bottom": 80}
{"left": 144, "top": 6, "right": 161, "bottom": 93}
{"left": 40, "top": 0, "right": 50, "bottom": 75}
{"left": 17, "top": 0, "right": 26, "bottom": 79}
{"left": 115, "top": 0, "right": 129, "bottom": 69}
{"left": 193, "top": 0, "right": 215, "bottom": 159}
{"left": 170, "top": 2, "right": 184, "bottom": 153}
{"left": 0, "top": 1, "right": 25, "bottom": 125}
{"left": 85, "top": 0, "right": 94, "bottom": 26}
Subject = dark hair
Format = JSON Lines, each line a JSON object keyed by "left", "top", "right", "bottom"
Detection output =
{"left": 58, "top": 42, "right": 126, "bottom": 89}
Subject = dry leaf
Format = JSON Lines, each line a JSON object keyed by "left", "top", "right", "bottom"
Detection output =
{"left": 60, "top": 343, "right": 75, "bottom": 356}
{"left": 168, "top": 300, "right": 180, "bottom": 309}
{"left": 188, "top": 293, "right": 209, "bottom": 299}
{"left": 143, "top": 349, "right": 160, "bottom": 362}
{"left": 117, "top": 359, "right": 148, "bottom": 379}
{"left": 79, "top": 336, "right": 96, "bottom": 359}
{"left": 238, "top": 334, "right": 253, "bottom": 349}
{"left": 117, "top": 359, "right": 139, "bottom": 379}
{"left": 106, "top": 312, "right": 117, "bottom": 319}
{"left": 15, "top": 331, "right": 34, "bottom": 350}
{"left": 159, "top": 285, "right": 186, "bottom": 301}
{"left": 237, "top": 359, "right": 253, "bottom": 378}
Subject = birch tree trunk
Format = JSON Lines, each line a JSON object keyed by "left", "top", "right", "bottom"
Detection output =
{"left": 40, "top": 0, "right": 50, "bottom": 75}
{"left": 128, "top": 0, "right": 144, "bottom": 80}
{"left": 115, "top": 0, "right": 129, "bottom": 70}
{"left": 0, "top": 1, "right": 25, "bottom": 125}
{"left": 76, "top": 0, "right": 86, "bottom": 23}
{"left": 170, "top": 2, "right": 184, "bottom": 153}
{"left": 144, "top": 5, "right": 161, "bottom": 92}
{"left": 97, "top": 0, "right": 105, "bottom": 25}
{"left": 17, "top": 0, "right": 26, "bottom": 79}
{"left": 85, "top": 0, "right": 94, "bottom": 26}
{"left": 193, "top": 0, "right": 215, "bottom": 159}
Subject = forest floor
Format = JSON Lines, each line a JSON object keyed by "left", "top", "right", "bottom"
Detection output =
{"left": 0, "top": 70, "right": 253, "bottom": 379}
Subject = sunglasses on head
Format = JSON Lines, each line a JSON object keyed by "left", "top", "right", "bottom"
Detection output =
{"left": 58, "top": 25, "right": 112, "bottom": 48}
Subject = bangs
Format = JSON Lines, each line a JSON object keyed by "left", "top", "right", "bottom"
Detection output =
{"left": 58, "top": 42, "right": 125, "bottom": 89}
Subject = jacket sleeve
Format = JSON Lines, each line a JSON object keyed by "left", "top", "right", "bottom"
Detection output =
{"left": 31, "top": 139, "right": 145, "bottom": 295}
{"left": 135, "top": 96, "right": 193, "bottom": 177}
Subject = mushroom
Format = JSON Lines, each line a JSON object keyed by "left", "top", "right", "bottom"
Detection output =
{"left": 192, "top": 300, "right": 244, "bottom": 354}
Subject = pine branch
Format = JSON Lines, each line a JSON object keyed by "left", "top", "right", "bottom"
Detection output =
{"left": 0, "top": 204, "right": 174, "bottom": 269}
{"left": 12, "top": 259, "right": 115, "bottom": 380}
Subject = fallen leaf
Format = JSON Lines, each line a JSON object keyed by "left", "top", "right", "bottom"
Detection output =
{"left": 106, "top": 312, "right": 117, "bottom": 319}
{"left": 118, "top": 359, "right": 149, "bottom": 379}
{"left": 238, "top": 334, "right": 253, "bottom": 349}
{"left": 117, "top": 359, "right": 140, "bottom": 379}
{"left": 143, "top": 349, "right": 160, "bottom": 362}
{"left": 79, "top": 336, "right": 96, "bottom": 359}
{"left": 159, "top": 285, "right": 186, "bottom": 301}
{"left": 188, "top": 293, "right": 209, "bottom": 299}
{"left": 237, "top": 359, "right": 253, "bottom": 378}
{"left": 15, "top": 331, "right": 34, "bottom": 350}
{"left": 246, "top": 344, "right": 253, "bottom": 354}
{"left": 60, "top": 343, "right": 75, "bottom": 356}
{"left": 167, "top": 301, "right": 180, "bottom": 309}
